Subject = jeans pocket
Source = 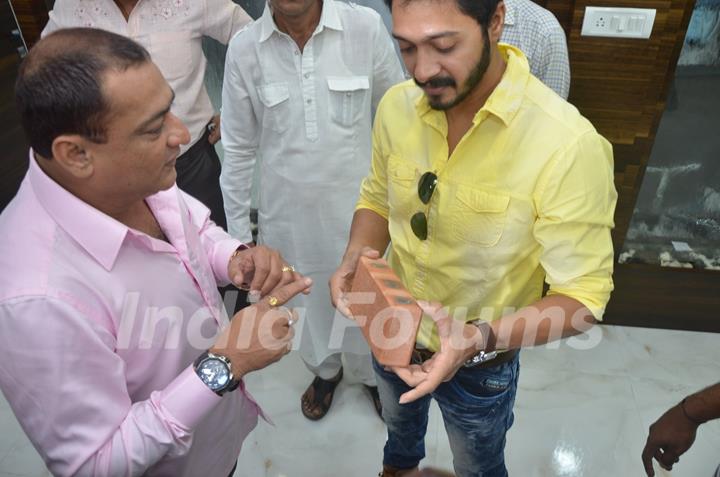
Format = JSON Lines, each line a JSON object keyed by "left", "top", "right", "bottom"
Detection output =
{"left": 451, "top": 361, "right": 516, "bottom": 401}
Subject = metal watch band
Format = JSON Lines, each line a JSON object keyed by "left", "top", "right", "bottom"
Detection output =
{"left": 463, "top": 319, "right": 498, "bottom": 368}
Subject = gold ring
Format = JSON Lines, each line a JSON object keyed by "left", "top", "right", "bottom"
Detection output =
{"left": 268, "top": 295, "right": 280, "bottom": 307}
{"left": 282, "top": 265, "right": 295, "bottom": 273}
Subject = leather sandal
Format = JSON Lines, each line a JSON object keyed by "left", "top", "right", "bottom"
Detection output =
{"left": 301, "top": 367, "right": 343, "bottom": 420}
{"left": 364, "top": 384, "right": 383, "bottom": 420}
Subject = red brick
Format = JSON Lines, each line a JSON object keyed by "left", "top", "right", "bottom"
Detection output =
{"left": 348, "top": 256, "right": 422, "bottom": 367}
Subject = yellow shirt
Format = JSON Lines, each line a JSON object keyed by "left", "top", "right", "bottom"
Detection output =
{"left": 357, "top": 44, "right": 617, "bottom": 351}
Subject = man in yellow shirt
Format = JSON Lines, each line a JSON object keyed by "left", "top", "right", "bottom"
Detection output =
{"left": 329, "top": 0, "right": 617, "bottom": 475}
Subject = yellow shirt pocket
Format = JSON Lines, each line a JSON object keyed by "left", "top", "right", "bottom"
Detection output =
{"left": 387, "top": 155, "right": 419, "bottom": 219}
{"left": 452, "top": 186, "right": 510, "bottom": 247}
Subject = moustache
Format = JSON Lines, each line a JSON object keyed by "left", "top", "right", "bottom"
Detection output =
{"left": 414, "top": 76, "right": 456, "bottom": 90}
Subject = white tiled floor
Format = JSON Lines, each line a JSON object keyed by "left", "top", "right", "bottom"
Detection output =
{"left": 1, "top": 325, "right": 718, "bottom": 477}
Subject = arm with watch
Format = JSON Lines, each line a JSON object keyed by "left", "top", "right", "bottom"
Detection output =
{"left": 193, "top": 276, "right": 312, "bottom": 395}
{"left": 389, "top": 294, "right": 597, "bottom": 404}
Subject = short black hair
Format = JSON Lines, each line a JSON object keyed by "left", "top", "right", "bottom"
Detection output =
{"left": 384, "top": 0, "right": 501, "bottom": 29}
{"left": 15, "top": 28, "right": 151, "bottom": 159}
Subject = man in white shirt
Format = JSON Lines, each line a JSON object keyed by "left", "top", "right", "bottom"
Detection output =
{"left": 42, "top": 0, "right": 252, "bottom": 231}
{"left": 220, "top": 0, "right": 404, "bottom": 420}
{"left": 500, "top": 0, "right": 570, "bottom": 99}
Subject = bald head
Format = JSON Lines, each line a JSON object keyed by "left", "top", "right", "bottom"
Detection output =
{"left": 15, "top": 28, "right": 150, "bottom": 158}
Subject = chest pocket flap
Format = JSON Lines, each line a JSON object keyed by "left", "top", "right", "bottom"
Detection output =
{"left": 453, "top": 187, "right": 510, "bottom": 247}
{"left": 327, "top": 76, "right": 370, "bottom": 92}
{"left": 327, "top": 76, "right": 370, "bottom": 127}
{"left": 456, "top": 188, "right": 510, "bottom": 213}
{"left": 257, "top": 83, "right": 290, "bottom": 132}
{"left": 258, "top": 83, "right": 290, "bottom": 107}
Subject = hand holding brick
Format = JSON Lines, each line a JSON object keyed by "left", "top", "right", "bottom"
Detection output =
{"left": 348, "top": 256, "right": 422, "bottom": 367}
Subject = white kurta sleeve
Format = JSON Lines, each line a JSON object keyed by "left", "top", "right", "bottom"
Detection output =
{"left": 219, "top": 38, "right": 259, "bottom": 243}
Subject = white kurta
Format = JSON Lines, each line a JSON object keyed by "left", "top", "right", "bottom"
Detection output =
{"left": 220, "top": 1, "right": 404, "bottom": 366}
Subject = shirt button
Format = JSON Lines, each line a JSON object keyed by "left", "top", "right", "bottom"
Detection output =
{"left": 294, "top": 51, "right": 299, "bottom": 56}
{"left": 346, "top": 92, "right": 352, "bottom": 97}
{"left": 306, "top": 99, "right": 312, "bottom": 104}
{"left": 304, "top": 73, "right": 309, "bottom": 79}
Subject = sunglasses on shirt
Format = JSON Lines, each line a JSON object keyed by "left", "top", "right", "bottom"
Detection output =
{"left": 410, "top": 171, "right": 438, "bottom": 240}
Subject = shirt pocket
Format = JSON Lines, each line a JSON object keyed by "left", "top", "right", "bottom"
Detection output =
{"left": 387, "top": 155, "right": 419, "bottom": 218}
{"left": 147, "top": 30, "right": 195, "bottom": 81}
{"left": 257, "top": 82, "right": 290, "bottom": 133}
{"left": 451, "top": 186, "right": 510, "bottom": 247}
{"left": 327, "top": 76, "right": 370, "bottom": 127}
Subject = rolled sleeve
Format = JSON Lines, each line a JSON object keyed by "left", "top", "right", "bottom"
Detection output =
{"left": 533, "top": 131, "right": 617, "bottom": 319}
{"left": 356, "top": 99, "right": 392, "bottom": 219}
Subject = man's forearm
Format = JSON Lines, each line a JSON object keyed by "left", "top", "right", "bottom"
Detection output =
{"left": 684, "top": 383, "right": 720, "bottom": 424}
{"left": 342, "top": 208, "right": 391, "bottom": 260}
{"left": 491, "top": 294, "right": 597, "bottom": 350}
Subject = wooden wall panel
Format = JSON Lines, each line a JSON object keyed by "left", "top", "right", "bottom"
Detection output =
{"left": 542, "top": 0, "right": 695, "bottom": 251}
{"left": 9, "top": 0, "right": 49, "bottom": 48}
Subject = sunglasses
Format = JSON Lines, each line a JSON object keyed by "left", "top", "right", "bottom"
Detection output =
{"left": 411, "top": 171, "right": 438, "bottom": 240}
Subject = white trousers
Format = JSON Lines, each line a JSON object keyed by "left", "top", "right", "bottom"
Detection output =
{"left": 303, "top": 352, "right": 376, "bottom": 386}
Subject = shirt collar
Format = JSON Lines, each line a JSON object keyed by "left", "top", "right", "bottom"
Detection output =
{"left": 259, "top": 0, "right": 343, "bottom": 43}
{"left": 28, "top": 151, "right": 129, "bottom": 272}
{"left": 504, "top": 0, "right": 517, "bottom": 26}
{"left": 415, "top": 43, "right": 529, "bottom": 127}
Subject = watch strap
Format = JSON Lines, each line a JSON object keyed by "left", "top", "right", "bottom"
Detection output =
{"left": 193, "top": 351, "right": 240, "bottom": 396}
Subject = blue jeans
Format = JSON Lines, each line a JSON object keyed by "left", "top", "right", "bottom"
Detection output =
{"left": 374, "top": 352, "right": 520, "bottom": 477}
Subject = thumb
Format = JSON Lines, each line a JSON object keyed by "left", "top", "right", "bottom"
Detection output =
{"left": 418, "top": 301, "right": 451, "bottom": 338}
{"left": 360, "top": 247, "right": 381, "bottom": 259}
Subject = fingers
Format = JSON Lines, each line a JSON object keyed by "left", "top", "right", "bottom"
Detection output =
{"left": 261, "top": 253, "right": 284, "bottom": 296}
{"left": 398, "top": 376, "right": 439, "bottom": 404}
{"left": 641, "top": 441, "right": 656, "bottom": 477}
{"left": 329, "top": 272, "right": 353, "bottom": 318}
{"left": 391, "top": 365, "right": 429, "bottom": 388}
{"left": 261, "top": 276, "right": 314, "bottom": 309}
{"left": 656, "top": 448, "right": 678, "bottom": 471}
{"left": 360, "top": 247, "right": 381, "bottom": 258}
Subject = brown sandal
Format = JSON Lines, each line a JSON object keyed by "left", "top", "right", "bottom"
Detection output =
{"left": 301, "top": 367, "right": 343, "bottom": 420}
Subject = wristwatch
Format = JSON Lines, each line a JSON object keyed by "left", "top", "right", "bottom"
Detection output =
{"left": 463, "top": 319, "right": 498, "bottom": 368}
{"left": 193, "top": 351, "right": 240, "bottom": 396}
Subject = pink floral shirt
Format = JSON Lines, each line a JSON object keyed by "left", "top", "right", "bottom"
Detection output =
{"left": 42, "top": 0, "right": 251, "bottom": 152}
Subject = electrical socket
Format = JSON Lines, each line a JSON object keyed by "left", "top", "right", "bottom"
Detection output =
{"left": 581, "top": 6, "right": 656, "bottom": 39}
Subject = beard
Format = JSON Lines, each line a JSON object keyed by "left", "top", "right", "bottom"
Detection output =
{"left": 415, "top": 28, "right": 492, "bottom": 111}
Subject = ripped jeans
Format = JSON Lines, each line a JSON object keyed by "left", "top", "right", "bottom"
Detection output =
{"left": 374, "top": 352, "right": 520, "bottom": 477}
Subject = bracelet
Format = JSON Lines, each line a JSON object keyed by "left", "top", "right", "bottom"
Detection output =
{"left": 680, "top": 397, "right": 704, "bottom": 425}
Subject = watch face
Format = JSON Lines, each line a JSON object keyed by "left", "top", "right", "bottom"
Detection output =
{"left": 198, "top": 358, "right": 230, "bottom": 391}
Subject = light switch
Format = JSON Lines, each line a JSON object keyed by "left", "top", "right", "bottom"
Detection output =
{"left": 581, "top": 6, "right": 656, "bottom": 38}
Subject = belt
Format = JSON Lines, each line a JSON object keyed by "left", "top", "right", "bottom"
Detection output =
{"left": 412, "top": 347, "right": 519, "bottom": 369}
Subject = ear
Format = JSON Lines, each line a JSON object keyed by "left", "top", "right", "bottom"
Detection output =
{"left": 50, "top": 135, "right": 95, "bottom": 180}
{"left": 488, "top": 1, "right": 505, "bottom": 44}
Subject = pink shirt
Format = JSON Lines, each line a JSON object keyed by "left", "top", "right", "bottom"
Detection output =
{"left": 42, "top": 0, "right": 251, "bottom": 153}
{"left": 0, "top": 153, "right": 261, "bottom": 476}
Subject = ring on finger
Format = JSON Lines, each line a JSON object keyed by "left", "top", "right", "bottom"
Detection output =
{"left": 279, "top": 306, "right": 296, "bottom": 326}
{"left": 267, "top": 295, "right": 280, "bottom": 307}
{"left": 281, "top": 265, "right": 295, "bottom": 273}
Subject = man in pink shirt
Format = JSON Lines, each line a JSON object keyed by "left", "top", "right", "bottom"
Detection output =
{"left": 43, "top": 0, "right": 254, "bottom": 232}
{"left": 0, "top": 28, "right": 311, "bottom": 476}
